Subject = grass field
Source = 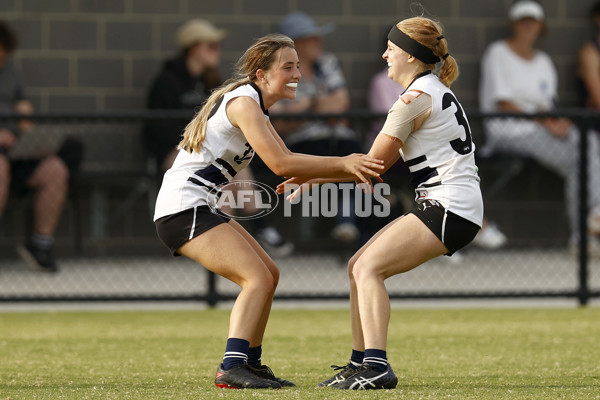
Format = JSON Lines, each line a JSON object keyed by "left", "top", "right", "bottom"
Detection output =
{"left": 1, "top": 307, "right": 599, "bottom": 399}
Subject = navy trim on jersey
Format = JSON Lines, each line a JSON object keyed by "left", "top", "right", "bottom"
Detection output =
{"left": 186, "top": 177, "right": 223, "bottom": 202}
{"left": 208, "top": 96, "right": 225, "bottom": 120}
{"left": 405, "top": 155, "right": 427, "bottom": 167}
{"left": 402, "top": 71, "right": 432, "bottom": 94}
{"left": 411, "top": 166, "right": 439, "bottom": 187}
{"left": 250, "top": 82, "right": 269, "bottom": 116}
{"left": 421, "top": 181, "right": 442, "bottom": 188}
{"left": 187, "top": 177, "right": 209, "bottom": 188}
{"left": 215, "top": 157, "right": 237, "bottom": 178}
{"left": 192, "top": 164, "right": 228, "bottom": 186}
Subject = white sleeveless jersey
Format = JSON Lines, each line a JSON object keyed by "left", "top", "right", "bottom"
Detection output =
{"left": 153, "top": 83, "right": 265, "bottom": 221}
{"left": 400, "top": 73, "right": 483, "bottom": 227}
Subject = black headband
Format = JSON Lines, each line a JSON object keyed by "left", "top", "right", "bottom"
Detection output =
{"left": 387, "top": 25, "right": 440, "bottom": 64}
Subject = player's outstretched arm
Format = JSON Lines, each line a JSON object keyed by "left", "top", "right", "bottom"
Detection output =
{"left": 228, "top": 96, "right": 384, "bottom": 184}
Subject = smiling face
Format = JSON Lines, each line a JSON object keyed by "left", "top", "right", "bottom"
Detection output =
{"left": 382, "top": 40, "right": 411, "bottom": 83}
{"left": 259, "top": 46, "right": 301, "bottom": 102}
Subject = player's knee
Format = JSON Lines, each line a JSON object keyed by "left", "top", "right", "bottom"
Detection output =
{"left": 250, "top": 268, "right": 276, "bottom": 296}
{"left": 270, "top": 266, "right": 280, "bottom": 289}
{"left": 262, "top": 275, "right": 276, "bottom": 296}
{"left": 351, "top": 257, "right": 378, "bottom": 283}
{"left": 347, "top": 255, "right": 358, "bottom": 280}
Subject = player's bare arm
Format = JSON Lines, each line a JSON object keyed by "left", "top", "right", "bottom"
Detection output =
{"left": 228, "top": 96, "right": 383, "bottom": 182}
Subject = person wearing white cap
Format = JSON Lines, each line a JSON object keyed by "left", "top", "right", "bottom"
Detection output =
{"left": 479, "top": 0, "right": 600, "bottom": 255}
{"left": 271, "top": 12, "right": 364, "bottom": 245}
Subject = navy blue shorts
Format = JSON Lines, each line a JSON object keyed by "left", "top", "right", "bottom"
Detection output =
{"left": 155, "top": 206, "right": 230, "bottom": 256}
{"left": 408, "top": 199, "right": 480, "bottom": 255}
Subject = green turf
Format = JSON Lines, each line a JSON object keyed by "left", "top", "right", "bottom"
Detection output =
{"left": 1, "top": 307, "right": 599, "bottom": 399}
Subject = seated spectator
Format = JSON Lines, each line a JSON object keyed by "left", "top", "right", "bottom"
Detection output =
{"left": 479, "top": 0, "right": 600, "bottom": 254}
{"left": 577, "top": 1, "right": 600, "bottom": 124}
{"left": 0, "top": 21, "right": 82, "bottom": 273}
{"left": 143, "top": 19, "right": 227, "bottom": 173}
{"left": 272, "top": 11, "right": 363, "bottom": 245}
{"left": 143, "top": 19, "right": 292, "bottom": 256}
{"left": 367, "top": 67, "right": 405, "bottom": 146}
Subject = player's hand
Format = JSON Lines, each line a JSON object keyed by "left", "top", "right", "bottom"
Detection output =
{"left": 277, "top": 177, "right": 313, "bottom": 202}
{"left": 276, "top": 177, "right": 307, "bottom": 195}
{"left": 355, "top": 175, "right": 384, "bottom": 193}
{"left": 286, "top": 183, "right": 311, "bottom": 202}
{"left": 342, "top": 153, "right": 384, "bottom": 190}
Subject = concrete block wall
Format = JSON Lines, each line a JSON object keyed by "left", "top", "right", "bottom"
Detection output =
{"left": 1, "top": 0, "right": 598, "bottom": 113}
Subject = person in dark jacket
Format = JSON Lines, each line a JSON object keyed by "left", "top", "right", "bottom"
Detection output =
{"left": 144, "top": 19, "right": 226, "bottom": 173}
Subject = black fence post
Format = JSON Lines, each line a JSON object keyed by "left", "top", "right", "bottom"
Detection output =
{"left": 575, "top": 116, "right": 591, "bottom": 306}
{"left": 206, "top": 270, "right": 219, "bottom": 307}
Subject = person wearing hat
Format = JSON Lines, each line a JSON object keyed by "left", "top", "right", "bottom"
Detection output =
{"left": 271, "top": 11, "right": 364, "bottom": 245}
{"left": 479, "top": 0, "right": 600, "bottom": 255}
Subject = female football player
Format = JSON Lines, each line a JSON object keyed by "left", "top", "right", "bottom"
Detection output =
{"left": 153, "top": 33, "right": 384, "bottom": 389}
{"left": 279, "top": 16, "right": 483, "bottom": 389}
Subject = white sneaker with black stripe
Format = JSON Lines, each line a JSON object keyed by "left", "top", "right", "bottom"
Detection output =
{"left": 332, "top": 364, "right": 398, "bottom": 390}
{"left": 317, "top": 363, "right": 357, "bottom": 387}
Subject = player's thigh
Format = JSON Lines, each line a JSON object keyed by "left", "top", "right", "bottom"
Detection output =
{"left": 354, "top": 213, "right": 447, "bottom": 279}
{"left": 178, "top": 222, "right": 273, "bottom": 288}
{"left": 349, "top": 215, "right": 403, "bottom": 273}
{"left": 227, "top": 219, "right": 279, "bottom": 281}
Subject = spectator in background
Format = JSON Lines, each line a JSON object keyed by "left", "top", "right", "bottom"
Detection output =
{"left": 143, "top": 19, "right": 292, "bottom": 256}
{"left": 143, "top": 19, "right": 226, "bottom": 173}
{"left": 578, "top": 1, "right": 600, "bottom": 117}
{"left": 479, "top": 0, "right": 600, "bottom": 254}
{"left": 367, "top": 67, "right": 405, "bottom": 146}
{"left": 272, "top": 11, "right": 363, "bottom": 245}
{"left": 0, "top": 21, "right": 82, "bottom": 273}
{"left": 367, "top": 26, "right": 409, "bottom": 166}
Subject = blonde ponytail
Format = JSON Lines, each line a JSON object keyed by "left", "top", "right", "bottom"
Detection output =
{"left": 178, "top": 79, "right": 249, "bottom": 153}
{"left": 437, "top": 54, "right": 459, "bottom": 87}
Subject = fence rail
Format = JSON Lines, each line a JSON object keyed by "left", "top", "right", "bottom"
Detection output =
{"left": 0, "top": 110, "right": 599, "bottom": 305}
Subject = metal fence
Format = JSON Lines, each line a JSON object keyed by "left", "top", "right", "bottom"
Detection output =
{"left": 0, "top": 110, "right": 599, "bottom": 305}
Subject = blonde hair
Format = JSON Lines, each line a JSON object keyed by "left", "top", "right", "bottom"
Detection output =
{"left": 397, "top": 17, "right": 459, "bottom": 87}
{"left": 178, "top": 33, "right": 295, "bottom": 153}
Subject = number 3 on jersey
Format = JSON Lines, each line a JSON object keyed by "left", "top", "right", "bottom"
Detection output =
{"left": 442, "top": 92, "right": 472, "bottom": 155}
